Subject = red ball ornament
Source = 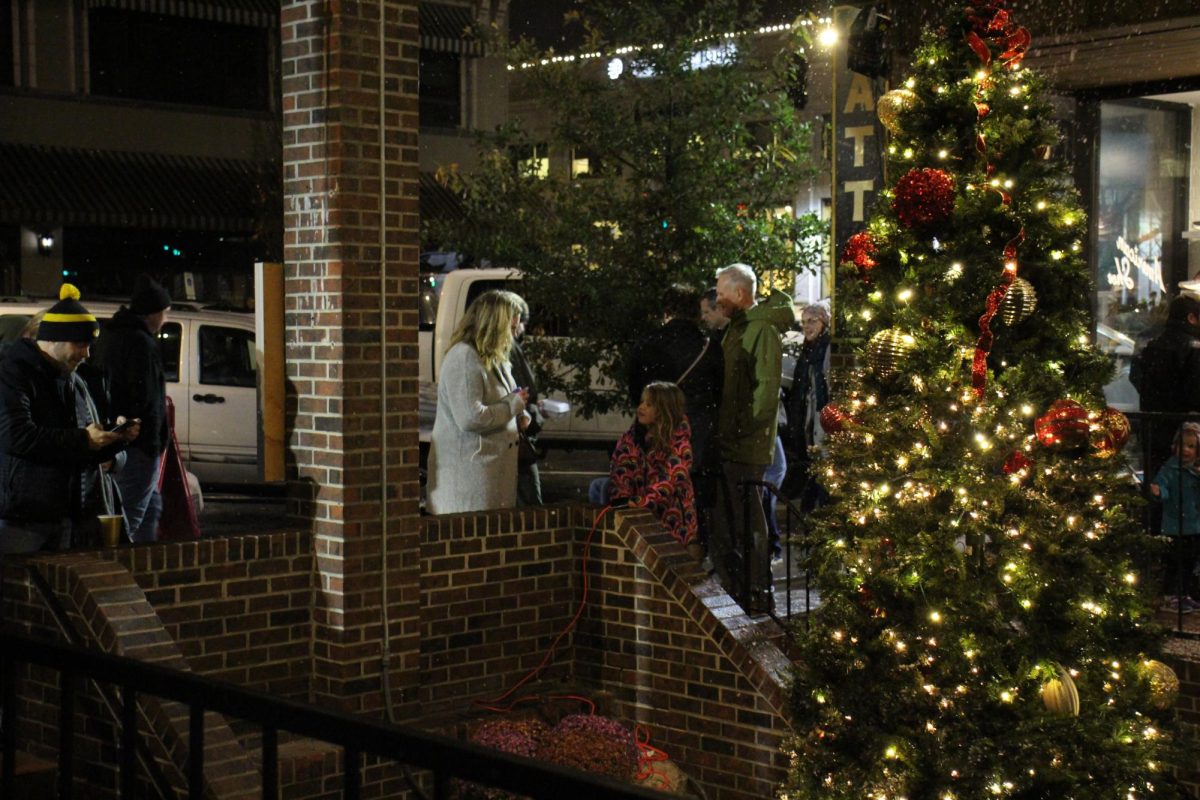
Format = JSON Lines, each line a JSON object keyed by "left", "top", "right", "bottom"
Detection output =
{"left": 841, "top": 231, "right": 878, "bottom": 277}
{"left": 1091, "top": 407, "right": 1131, "bottom": 458}
{"left": 892, "top": 168, "right": 956, "bottom": 229}
{"left": 820, "top": 403, "right": 858, "bottom": 434}
{"left": 1035, "top": 399, "right": 1090, "bottom": 450}
{"left": 1002, "top": 450, "right": 1032, "bottom": 475}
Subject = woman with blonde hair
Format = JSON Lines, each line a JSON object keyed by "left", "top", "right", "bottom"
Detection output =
{"left": 427, "top": 289, "right": 530, "bottom": 514}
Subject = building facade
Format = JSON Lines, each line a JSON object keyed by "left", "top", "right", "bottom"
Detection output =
{"left": 0, "top": 0, "right": 281, "bottom": 305}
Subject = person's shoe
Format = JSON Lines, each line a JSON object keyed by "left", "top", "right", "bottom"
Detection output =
{"left": 744, "top": 591, "right": 776, "bottom": 616}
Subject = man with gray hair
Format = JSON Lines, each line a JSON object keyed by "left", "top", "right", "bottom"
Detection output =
{"left": 712, "top": 263, "right": 794, "bottom": 614}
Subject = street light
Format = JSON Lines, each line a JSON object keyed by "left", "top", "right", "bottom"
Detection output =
{"left": 817, "top": 19, "right": 839, "bottom": 48}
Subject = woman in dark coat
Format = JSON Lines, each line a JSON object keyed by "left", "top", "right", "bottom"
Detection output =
{"left": 784, "top": 302, "right": 831, "bottom": 511}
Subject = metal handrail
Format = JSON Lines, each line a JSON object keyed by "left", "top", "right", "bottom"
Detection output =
{"left": 21, "top": 563, "right": 177, "bottom": 799}
{"left": 726, "top": 478, "right": 812, "bottom": 628}
{"left": 0, "top": 628, "right": 667, "bottom": 800}
{"left": 1124, "top": 409, "right": 1200, "bottom": 639}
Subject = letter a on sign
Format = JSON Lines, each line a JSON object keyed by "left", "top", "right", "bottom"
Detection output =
{"left": 843, "top": 73, "right": 875, "bottom": 114}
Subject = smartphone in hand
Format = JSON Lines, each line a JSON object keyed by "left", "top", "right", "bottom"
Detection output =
{"left": 108, "top": 418, "right": 136, "bottom": 434}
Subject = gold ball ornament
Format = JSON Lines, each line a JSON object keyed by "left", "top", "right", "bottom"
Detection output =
{"left": 866, "top": 328, "right": 916, "bottom": 381}
{"left": 1142, "top": 660, "right": 1179, "bottom": 710}
{"left": 999, "top": 276, "right": 1038, "bottom": 325}
{"left": 877, "top": 88, "right": 919, "bottom": 135}
{"left": 1090, "top": 407, "right": 1131, "bottom": 459}
{"left": 1041, "top": 666, "right": 1080, "bottom": 717}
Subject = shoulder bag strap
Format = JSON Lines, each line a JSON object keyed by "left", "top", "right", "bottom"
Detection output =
{"left": 675, "top": 336, "right": 711, "bottom": 387}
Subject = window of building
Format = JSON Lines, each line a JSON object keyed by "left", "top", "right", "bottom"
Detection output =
{"left": 88, "top": 8, "right": 269, "bottom": 111}
{"left": 513, "top": 143, "right": 549, "bottom": 179}
{"left": 0, "top": 0, "right": 13, "bottom": 87}
{"left": 419, "top": 49, "right": 462, "bottom": 129}
{"left": 572, "top": 148, "right": 608, "bottom": 179}
{"left": 1094, "top": 96, "right": 1193, "bottom": 411}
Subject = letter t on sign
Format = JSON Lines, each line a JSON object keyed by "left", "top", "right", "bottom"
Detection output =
{"left": 843, "top": 125, "right": 875, "bottom": 168}
{"left": 843, "top": 180, "right": 875, "bottom": 222}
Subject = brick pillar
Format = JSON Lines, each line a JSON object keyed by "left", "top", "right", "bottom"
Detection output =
{"left": 281, "top": 0, "right": 422, "bottom": 714}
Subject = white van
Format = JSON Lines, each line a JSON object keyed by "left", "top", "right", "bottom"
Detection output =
{"left": 418, "top": 267, "right": 631, "bottom": 445}
{"left": 0, "top": 299, "right": 258, "bottom": 485}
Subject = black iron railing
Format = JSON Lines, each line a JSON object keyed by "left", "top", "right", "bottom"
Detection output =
{"left": 0, "top": 628, "right": 667, "bottom": 800}
{"left": 717, "top": 478, "right": 812, "bottom": 628}
{"left": 712, "top": 411, "right": 1200, "bottom": 639}
{"left": 1124, "top": 410, "right": 1200, "bottom": 639}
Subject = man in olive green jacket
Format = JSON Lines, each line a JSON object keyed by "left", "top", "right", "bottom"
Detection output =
{"left": 712, "top": 263, "right": 794, "bottom": 615}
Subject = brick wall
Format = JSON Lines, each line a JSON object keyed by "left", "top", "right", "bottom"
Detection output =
{"left": 281, "top": 0, "right": 422, "bottom": 714}
{"left": 2, "top": 552, "right": 265, "bottom": 800}
{"left": 420, "top": 506, "right": 579, "bottom": 707}
{"left": 1164, "top": 644, "right": 1200, "bottom": 795}
{"left": 417, "top": 506, "right": 793, "bottom": 800}
{"left": 116, "top": 532, "right": 315, "bottom": 698}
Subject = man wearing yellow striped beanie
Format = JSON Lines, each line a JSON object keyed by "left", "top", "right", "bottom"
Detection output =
{"left": 0, "top": 285, "right": 138, "bottom": 553}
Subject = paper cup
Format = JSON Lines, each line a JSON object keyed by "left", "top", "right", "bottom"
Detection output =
{"left": 98, "top": 514, "right": 123, "bottom": 547}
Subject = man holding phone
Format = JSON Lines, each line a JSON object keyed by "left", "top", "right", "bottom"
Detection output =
{"left": 91, "top": 275, "right": 170, "bottom": 543}
{"left": 0, "top": 285, "right": 139, "bottom": 553}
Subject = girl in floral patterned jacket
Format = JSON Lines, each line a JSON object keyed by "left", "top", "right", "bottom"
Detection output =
{"left": 607, "top": 381, "right": 698, "bottom": 546}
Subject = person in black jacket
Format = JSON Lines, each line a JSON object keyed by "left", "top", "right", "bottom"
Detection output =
{"left": 783, "top": 301, "right": 832, "bottom": 511}
{"left": 91, "top": 275, "right": 171, "bottom": 543}
{"left": 510, "top": 300, "right": 544, "bottom": 506}
{"left": 1131, "top": 294, "right": 1200, "bottom": 479}
{"left": 628, "top": 285, "right": 723, "bottom": 559}
{"left": 0, "top": 287, "right": 137, "bottom": 554}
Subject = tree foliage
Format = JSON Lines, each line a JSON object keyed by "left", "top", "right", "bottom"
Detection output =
{"left": 782, "top": 3, "right": 1186, "bottom": 799}
{"left": 427, "top": 0, "right": 824, "bottom": 415}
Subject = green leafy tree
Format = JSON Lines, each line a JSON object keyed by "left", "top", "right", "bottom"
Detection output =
{"left": 428, "top": 0, "right": 824, "bottom": 415}
{"left": 783, "top": 3, "right": 1186, "bottom": 799}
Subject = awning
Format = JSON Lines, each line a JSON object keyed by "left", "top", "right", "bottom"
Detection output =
{"left": 0, "top": 143, "right": 269, "bottom": 231}
{"left": 420, "top": 172, "right": 466, "bottom": 222}
{"left": 420, "top": 2, "right": 484, "bottom": 56}
{"left": 86, "top": 0, "right": 277, "bottom": 28}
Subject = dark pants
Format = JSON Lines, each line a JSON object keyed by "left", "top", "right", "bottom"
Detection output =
{"left": 711, "top": 460, "right": 769, "bottom": 599}
{"left": 1163, "top": 535, "right": 1200, "bottom": 599}
{"left": 517, "top": 463, "right": 542, "bottom": 506}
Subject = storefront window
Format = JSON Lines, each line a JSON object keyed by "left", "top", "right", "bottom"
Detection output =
{"left": 1095, "top": 98, "right": 1191, "bottom": 410}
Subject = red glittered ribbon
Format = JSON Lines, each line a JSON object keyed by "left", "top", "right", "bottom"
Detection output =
{"left": 966, "top": 1, "right": 1030, "bottom": 70}
{"left": 966, "top": 0, "right": 1031, "bottom": 399}
{"left": 972, "top": 230, "right": 1025, "bottom": 397}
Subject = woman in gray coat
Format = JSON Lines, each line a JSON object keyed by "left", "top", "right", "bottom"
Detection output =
{"left": 427, "top": 290, "right": 530, "bottom": 514}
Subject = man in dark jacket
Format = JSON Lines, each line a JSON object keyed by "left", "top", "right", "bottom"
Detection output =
{"left": 0, "top": 289, "right": 135, "bottom": 553}
{"left": 712, "top": 263, "right": 793, "bottom": 615}
{"left": 628, "top": 286, "right": 720, "bottom": 556}
{"left": 1131, "top": 294, "right": 1200, "bottom": 477}
{"left": 628, "top": 285, "right": 723, "bottom": 559}
{"left": 91, "top": 275, "right": 171, "bottom": 543}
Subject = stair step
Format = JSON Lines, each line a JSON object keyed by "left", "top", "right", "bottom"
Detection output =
{"left": 1, "top": 751, "right": 58, "bottom": 800}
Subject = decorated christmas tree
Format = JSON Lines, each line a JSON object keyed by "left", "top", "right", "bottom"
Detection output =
{"left": 783, "top": 3, "right": 1186, "bottom": 798}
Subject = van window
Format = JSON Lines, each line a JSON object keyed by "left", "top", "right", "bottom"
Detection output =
{"left": 158, "top": 323, "right": 181, "bottom": 383}
{"left": 199, "top": 326, "right": 257, "bottom": 388}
